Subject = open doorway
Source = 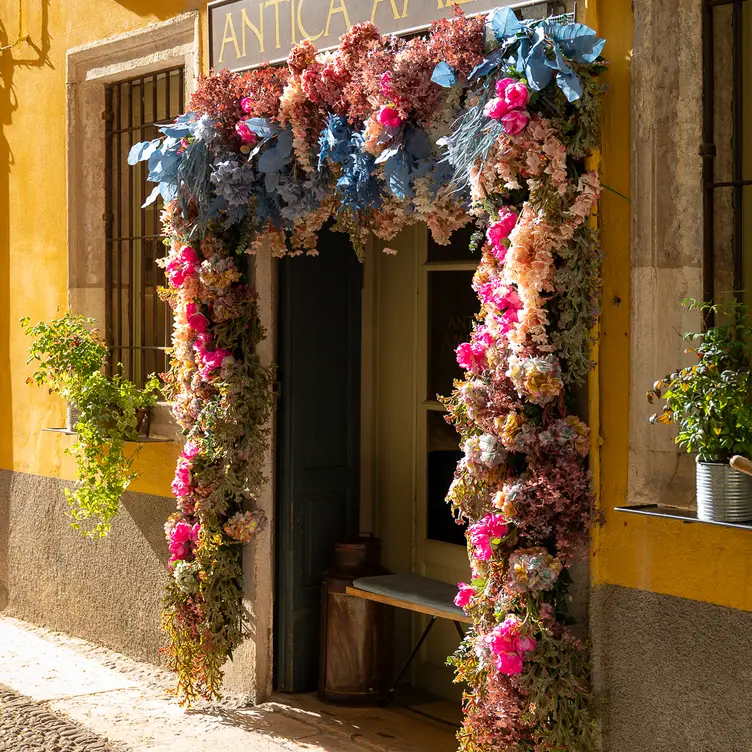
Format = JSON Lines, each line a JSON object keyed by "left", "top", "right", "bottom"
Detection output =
{"left": 274, "top": 221, "right": 475, "bottom": 711}
{"left": 275, "top": 226, "right": 363, "bottom": 692}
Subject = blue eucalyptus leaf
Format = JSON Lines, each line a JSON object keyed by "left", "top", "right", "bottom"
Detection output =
{"left": 542, "top": 20, "right": 606, "bottom": 62}
{"left": 265, "top": 171, "right": 280, "bottom": 193}
{"left": 141, "top": 185, "right": 161, "bottom": 207}
{"left": 375, "top": 146, "right": 400, "bottom": 165}
{"left": 159, "top": 181, "right": 177, "bottom": 202}
{"left": 431, "top": 61, "right": 458, "bottom": 88}
{"left": 525, "top": 28, "right": 553, "bottom": 91}
{"left": 159, "top": 124, "right": 191, "bottom": 138}
{"left": 545, "top": 42, "right": 573, "bottom": 74}
{"left": 490, "top": 7, "right": 521, "bottom": 40}
{"left": 128, "top": 139, "right": 161, "bottom": 166}
{"left": 258, "top": 148, "right": 284, "bottom": 173}
{"left": 556, "top": 69, "right": 583, "bottom": 102}
{"left": 276, "top": 129, "right": 293, "bottom": 159}
{"left": 410, "top": 158, "right": 434, "bottom": 181}
{"left": 175, "top": 112, "right": 196, "bottom": 124}
{"left": 516, "top": 36, "right": 531, "bottom": 75}
{"left": 404, "top": 125, "right": 432, "bottom": 160}
{"left": 246, "top": 117, "right": 279, "bottom": 139}
{"left": 384, "top": 151, "right": 411, "bottom": 200}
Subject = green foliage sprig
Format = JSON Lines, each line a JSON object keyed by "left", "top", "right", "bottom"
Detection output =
{"left": 647, "top": 298, "right": 752, "bottom": 463}
{"left": 22, "top": 314, "right": 160, "bottom": 537}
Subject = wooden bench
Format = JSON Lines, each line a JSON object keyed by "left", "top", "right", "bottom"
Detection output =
{"left": 346, "top": 573, "right": 470, "bottom": 695}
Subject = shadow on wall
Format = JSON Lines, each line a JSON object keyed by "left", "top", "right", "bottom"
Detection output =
{"left": 114, "top": 0, "right": 204, "bottom": 21}
{"left": 0, "top": 5, "right": 52, "bottom": 610}
{"left": 0, "top": 0, "right": 52, "bottom": 472}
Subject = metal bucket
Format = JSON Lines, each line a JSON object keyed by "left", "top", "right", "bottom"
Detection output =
{"left": 66, "top": 403, "right": 81, "bottom": 432}
{"left": 696, "top": 462, "right": 752, "bottom": 523}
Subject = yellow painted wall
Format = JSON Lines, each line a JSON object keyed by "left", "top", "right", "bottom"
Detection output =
{"left": 0, "top": 0, "right": 206, "bottom": 496}
{"left": 589, "top": 0, "right": 752, "bottom": 614}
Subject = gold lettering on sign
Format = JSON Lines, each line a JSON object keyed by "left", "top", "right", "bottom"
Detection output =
{"left": 324, "top": 0, "right": 351, "bottom": 38}
{"left": 370, "top": 0, "right": 401, "bottom": 23}
{"left": 219, "top": 12, "right": 242, "bottom": 63}
{"left": 401, "top": 0, "right": 409, "bottom": 17}
{"left": 265, "top": 0, "right": 289, "bottom": 49}
{"left": 290, "top": 0, "right": 297, "bottom": 44}
{"left": 297, "top": 0, "right": 324, "bottom": 42}
{"left": 241, "top": 7, "right": 265, "bottom": 57}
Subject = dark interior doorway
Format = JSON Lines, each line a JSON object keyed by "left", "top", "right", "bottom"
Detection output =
{"left": 274, "top": 227, "right": 363, "bottom": 693}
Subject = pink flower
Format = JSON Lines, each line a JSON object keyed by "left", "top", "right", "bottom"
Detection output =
{"left": 378, "top": 71, "right": 394, "bottom": 99}
{"left": 194, "top": 332, "right": 212, "bottom": 356}
{"left": 494, "top": 77, "right": 516, "bottom": 96}
{"left": 180, "top": 246, "right": 199, "bottom": 265}
{"left": 468, "top": 513, "right": 509, "bottom": 562}
{"left": 377, "top": 105, "right": 403, "bottom": 129}
{"left": 200, "top": 348, "right": 231, "bottom": 378}
{"left": 171, "top": 461, "right": 192, "bottom": 497}
{"left": 513, "top": 635, "right": 537, "bottom": 654}
{"left": 496, "top": 652, "right": 524, "bottom": 675}
{"left": 240, "top": 96, "right": 253, "bottom": 113}
{"left": 235, "top": 120, "right": 258, "bottom": 145}
{"left": 182, "top": 440, "right": 200, "bottom": 461}
{"left": 186, "top": 302, "right": 209, "bottom": 334}
{"left": 500, "top": 109, "right": 530, "bottom": 135}
{"left": 485, "top": 614, "right": 536, "bottom": 676}
{"left": 168, "top": 521, "right": 200, "bottom": 563}
{"left": 166, "top": 246, "right": 199, "bottom": 288}
{"left": 483, "top": 97, "right": 511, "bottom": 120}
{"left": 456, "top": 326, "right": 494, "bottom": 372}
{"left": 502, "top": 82, "right": 529, "bottom": 110}
{"left": 454, "top": 582, "right": 476, "bottom": 609}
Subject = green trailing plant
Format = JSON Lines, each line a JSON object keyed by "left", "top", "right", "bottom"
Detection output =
{"left": 647, "top": 298, "right": 752, "bottom": 463}
{"left": 22, "top": 314, "right": 160, "bottom": 537}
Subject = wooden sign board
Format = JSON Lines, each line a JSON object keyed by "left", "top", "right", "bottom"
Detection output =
{"left": 209, "top": 0, "right": 512, "bottom": 72}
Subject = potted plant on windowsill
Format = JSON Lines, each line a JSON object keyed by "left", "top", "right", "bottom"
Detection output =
{"left": 647, "top": 298, "right": 752, "bottom": 523}
{"left": 22, "top": 313, "right": 161, "bottom": 538}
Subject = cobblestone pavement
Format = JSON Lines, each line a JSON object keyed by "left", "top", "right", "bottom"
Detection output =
{"left": 0, "top": 684, "right": 126, "bottom": 752}
{"left": 0, "top": 616, "right": 459, "bottom": 752}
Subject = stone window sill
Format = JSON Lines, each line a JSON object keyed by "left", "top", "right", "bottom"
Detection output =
{"left": 615, "top": 504, "right": 752, "bottom": 532}
{"left": 43, "top": 401, "right": 182, "bottom": 445}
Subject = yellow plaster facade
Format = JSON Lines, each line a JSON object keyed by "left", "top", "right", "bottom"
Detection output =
{"left": 0, "top": 0, "right": 204, "bottom": 497}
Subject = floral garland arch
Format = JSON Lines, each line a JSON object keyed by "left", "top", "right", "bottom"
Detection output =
{"left": 130, "top": 7, "right": 606, "bottom": 749}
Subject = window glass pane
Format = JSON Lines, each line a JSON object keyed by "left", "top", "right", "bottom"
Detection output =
{"left": 427, "top": 223, "right": 477, "bottom": 262}
{"left": 426, "top": 410, "right": 466, "bottom": 546}
{"left": 427, "top": 270, "right": 477, "bottom": 401}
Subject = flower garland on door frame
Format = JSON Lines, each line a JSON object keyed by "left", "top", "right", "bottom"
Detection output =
{"left": 130, "top": 7, "right": 606, "bottom": 748}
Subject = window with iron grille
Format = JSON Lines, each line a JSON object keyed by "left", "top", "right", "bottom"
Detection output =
{"left": 702, "top": 0, "right": 752, "bottom": 312}
{"left": 104, "top": 67, "right": 185, "bottom": 387}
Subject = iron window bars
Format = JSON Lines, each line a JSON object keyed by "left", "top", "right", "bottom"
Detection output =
{"left": 104, "top": 67, "right": 185, "bottom": 387}
{"left": 702, "top": 0, "right": 750, "bottom": 321}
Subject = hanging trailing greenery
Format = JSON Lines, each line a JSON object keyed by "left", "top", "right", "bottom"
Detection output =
{"left": 130, "top": 7, "right": 606, "bottom": 747}
{"left": 22, "top": 313, "right": 160, "bottom": 537}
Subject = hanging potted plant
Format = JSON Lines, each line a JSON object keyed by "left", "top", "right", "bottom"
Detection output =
{"left": 21, "top": 313, "right": 109, "bottom": 431}
{"left": 647, "top": 298, "right": 752, "bottom": 522}
{"left": 22, "top": 313, "right": 161, "bottom": 537}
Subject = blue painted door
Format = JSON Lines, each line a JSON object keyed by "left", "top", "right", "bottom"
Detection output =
{"left": 275, "top": 228, "right": 362, "bottom": 692}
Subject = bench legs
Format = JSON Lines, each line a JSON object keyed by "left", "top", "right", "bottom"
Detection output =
{"left": 389, "top": 616, "right": 437, "bottom": 695}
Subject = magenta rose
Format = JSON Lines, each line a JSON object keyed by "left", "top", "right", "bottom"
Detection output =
{"left": 494, "top": 77, "right": 516, "bottom": 96}
{"left": 186, "top": 302, "right": 209, "bottom": 334}
{"left": 483, "top": 97, "right": 511, "bottom": 121}
{"left": 240, "top": 96, "right": 253, "bottom": 114}
{"left": 502, "top": 82, "right": 529, "bottom": 110}
{"left": 454, "top": 582, "right": 476, "bottom": 610}
{"left": 500, "top": 109, "right": 530, "bottom": 135}
{"left": 235, "top": 120, "right": 258, "bottom": 145}
{"left": 376, "top": 105, "right": 403, "bottom": 129}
